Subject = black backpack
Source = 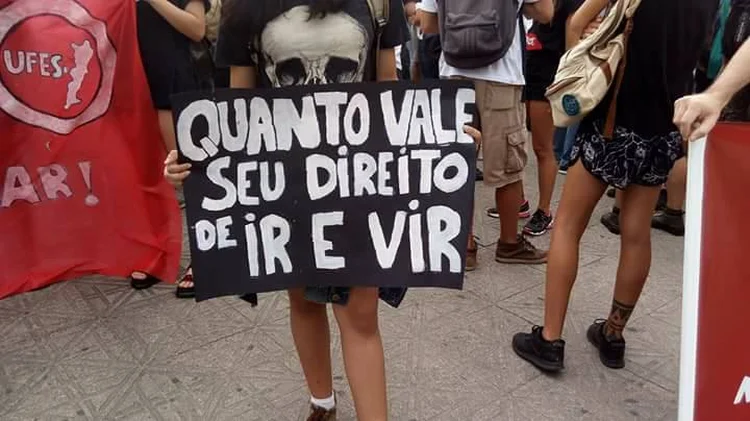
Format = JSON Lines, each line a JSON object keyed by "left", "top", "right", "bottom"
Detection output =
{"left": 438, "top": 0, "right": 520, "bottom": 69}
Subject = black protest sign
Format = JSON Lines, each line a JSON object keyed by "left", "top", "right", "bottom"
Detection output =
{"left": 172, "top": 81, "right": 477, "bottom": 301}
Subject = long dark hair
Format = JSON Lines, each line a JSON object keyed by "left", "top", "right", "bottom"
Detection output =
{"left": 222, "top": 0, "right": 348, "bottom": 39}
{"left": 308, "top": 0, "right": 347, "bottom": 19}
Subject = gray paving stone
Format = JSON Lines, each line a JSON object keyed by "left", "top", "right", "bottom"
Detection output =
{"left": 0, "top": 163, "right": 685, "bottom": 420}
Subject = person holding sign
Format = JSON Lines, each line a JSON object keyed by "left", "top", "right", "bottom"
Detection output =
{"left": 166, "top": 0, "right": 410, "bottom": 420}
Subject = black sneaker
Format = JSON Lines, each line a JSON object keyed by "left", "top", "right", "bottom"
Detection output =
{"left": 486, "top": 200, "right": 531, "bottom": 219}
{"left": 512, "top": 326, "right": 565, "bottom": 372}
{"left": 587, "top": 320, "right": 626, "bottom": 369}
{"left": 523, "top": 210, "right": 554, "bottom": 236}
{"left": 600, "top": 208, "right": 620, "bottom": 235}
{"left": 651, "top": 208, "right": 685, "bottom": 236}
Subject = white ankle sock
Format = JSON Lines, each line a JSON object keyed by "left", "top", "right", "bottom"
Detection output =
{"left": 310, "top": 393, "right": 335, "bottom": 410}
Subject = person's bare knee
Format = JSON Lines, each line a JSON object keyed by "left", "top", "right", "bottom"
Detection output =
{"left": 620, "top": 186, "right": 661, "bottom": 246}
{"left": 334, "top": 288, "right": 380, "bottom": 337}
{"left": 533, "top": 142, "right": 554, "bottom": 161}
{"left": 619, "top": 212, "right": 651, "bottom": 247}
{"left": 553, "top": 206, "right": 588, "bottom": 243}
{"left": 551, "top": 162, "right": 607, "bottom": 242}
{"left": 528, "top": 101, "right": 554, "bottom": 155}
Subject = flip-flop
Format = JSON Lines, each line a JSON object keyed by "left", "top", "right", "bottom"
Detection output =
{"left": 130, "top": 273, "right": 161, "bottom": 290}
{"left": 175, "top": 267, "right": 195, "bottom": 299}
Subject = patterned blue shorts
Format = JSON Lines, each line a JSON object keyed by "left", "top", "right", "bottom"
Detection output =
{"left": 569, "top": 119, "right": 684, "bottom": 189}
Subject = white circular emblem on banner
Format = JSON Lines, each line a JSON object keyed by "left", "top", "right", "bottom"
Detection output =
{"left": 0, "top": 0, "right": 117, "bottom": 135}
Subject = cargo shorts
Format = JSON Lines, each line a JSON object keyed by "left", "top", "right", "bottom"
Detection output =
{"left": 474, "top": 80, "right": 529, "bottom": 188}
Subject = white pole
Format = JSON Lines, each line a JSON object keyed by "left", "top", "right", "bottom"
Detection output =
{"left": 678, "top": 137, "right": 707, "bottom": 421}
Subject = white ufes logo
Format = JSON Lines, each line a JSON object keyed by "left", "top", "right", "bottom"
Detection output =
{"left": 0, "top": 0, "right": 117, "bottom": 135}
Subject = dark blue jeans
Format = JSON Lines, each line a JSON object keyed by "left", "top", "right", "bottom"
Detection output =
{"left": 554, "top": 123, "right": 579, "bottom": 170}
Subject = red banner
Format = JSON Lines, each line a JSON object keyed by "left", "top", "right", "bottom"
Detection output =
{"left": 680, "top": 123, "right": 750, "bottom": 420}
{"left": 0, "top": 0, "right": 181, "bottom": 299}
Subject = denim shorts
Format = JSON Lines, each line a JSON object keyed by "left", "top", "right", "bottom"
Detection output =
{"left": 304, "top": 286, "right": 407, "bottom": 308}
{"left": 240, "top": 287, "right": 408, "bottom": 309}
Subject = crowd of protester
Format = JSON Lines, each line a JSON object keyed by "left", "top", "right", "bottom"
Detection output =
{"left": 131, "top": 0, "right": 749, "bottom": 420}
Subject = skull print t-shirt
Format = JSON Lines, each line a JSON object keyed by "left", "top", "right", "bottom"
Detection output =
{"left": 215, "top": 0, "right": 409, "bottom": 88}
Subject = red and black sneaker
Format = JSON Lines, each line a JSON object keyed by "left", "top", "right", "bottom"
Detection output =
{"left": 523, "top": 210, "right": 554, "bottom": 236}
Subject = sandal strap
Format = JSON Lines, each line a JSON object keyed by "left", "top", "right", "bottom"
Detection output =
{"left": 177, "top": 269, "right": 193, "bottom": 287}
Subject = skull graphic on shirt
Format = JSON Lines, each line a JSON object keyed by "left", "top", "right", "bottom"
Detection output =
{"left": 260, "top": 5, "right": 369, "bottom": 87}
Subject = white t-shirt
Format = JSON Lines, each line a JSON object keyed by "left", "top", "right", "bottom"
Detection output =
{"left": 417, "top": 0, "right": 528, "bottom": 86}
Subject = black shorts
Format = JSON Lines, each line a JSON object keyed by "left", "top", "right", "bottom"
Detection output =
{"left": 144, "top": 62, "right": 200, "bottom": 110}
{"left": 524, "top": 52, "right": 560, "bottom": 101}
{"left": 569, "top": 119, "right": 684, "bottom": 189}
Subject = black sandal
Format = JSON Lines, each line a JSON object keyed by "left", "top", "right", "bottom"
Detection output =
{"left": 239, "top": 294, "right": 258, "bottom": 307}
{"left": 130, "top": 273, "right": 161, "bottom": 290}
{"left": 175, "top": 267, "right": 195, "bottom": 299}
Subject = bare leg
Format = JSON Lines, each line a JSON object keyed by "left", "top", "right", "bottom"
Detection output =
{"left": 496, "top": 181, "right": 523, "bottom": 243}
{"left": 469, "top": 140, "right": 478, "bottom": 251}
{"left": 614, "top": 190, "right": 622, "bottom": 209}
{"left": 288, "top": 288, "right": 333, "bottom": 399}
{"left": 604, "top": 185, "right": 661, "bottom": 339}
{"left": 467, "top": 133, "right": 479, "bottom": 265}
{"left": 528, "top": 100, "right": 558, "bottom": 214}
{"left": 467, "top": 229, "right": 476, "bottom": 250}
{"left": 665, "top": 157, "right": 687, "bottom": 211}
{"left": 333, "top": 287, "right": 387, "bottom": 421}
{"left": 466, "top": 222, "right": 478, "bottom": 270}
{"left": 542, "top": 162, "right": 607, "bottom": 340}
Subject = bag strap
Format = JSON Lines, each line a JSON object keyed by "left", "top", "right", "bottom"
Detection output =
{"left": 366, "top": 0, "right": 390, "bottom": 38}
{"left": 602, "top": 17, "right": 634, "bottom": 140}
{"left": 366, "top": 0, "right": 390, "bottom": 79}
